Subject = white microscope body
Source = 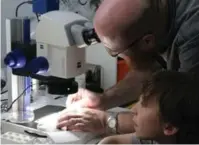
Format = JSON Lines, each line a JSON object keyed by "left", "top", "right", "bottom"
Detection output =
{"left": 36, "top": 11, "right": 99, "bottom": 79}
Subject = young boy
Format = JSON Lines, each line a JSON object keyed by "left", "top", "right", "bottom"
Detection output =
{"left": 99, "top": 71, "right": 199, "bottom": 144}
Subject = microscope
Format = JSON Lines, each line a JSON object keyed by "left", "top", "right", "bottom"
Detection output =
{"left": 2, "top": 1, "right": 100, "bottom": 143}
{"left": 4, "top": 10, "right": 100, "bottom": 121}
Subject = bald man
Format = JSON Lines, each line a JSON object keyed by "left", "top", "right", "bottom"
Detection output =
{"left": 57, "top": 0, "right": 199, "bottom": 135}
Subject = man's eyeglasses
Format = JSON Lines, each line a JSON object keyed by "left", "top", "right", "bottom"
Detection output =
{"left": 105, "top": 36, "right": 143, "bottom": 57}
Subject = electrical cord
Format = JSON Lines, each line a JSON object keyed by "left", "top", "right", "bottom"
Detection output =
{"left": 15, "top": 1, "right": 39, "bottom": 22}
{"left": 6, "top": 84, "right": 34, "bottom": 112}
{"left": 15, "top": 1, "right": 32, "bottom": 17}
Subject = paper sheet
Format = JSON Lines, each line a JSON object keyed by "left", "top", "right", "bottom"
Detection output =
{"left": 46, "top": 131, "right": 98, "bottom": 144}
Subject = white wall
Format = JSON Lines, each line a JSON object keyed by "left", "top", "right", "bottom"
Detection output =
{"left": 1, "top": 0, "right": 117, "bottom": 89}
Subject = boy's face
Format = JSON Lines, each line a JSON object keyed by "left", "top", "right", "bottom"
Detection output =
{"left": 132, "top": 96, "right": 164, "bottom": 140}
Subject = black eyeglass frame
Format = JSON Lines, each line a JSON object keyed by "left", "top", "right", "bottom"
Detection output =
{"left": 105, "top": 36, "right": 144, "bottom": 57}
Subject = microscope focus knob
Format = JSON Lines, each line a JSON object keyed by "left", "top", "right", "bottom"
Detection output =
{"left": 4, "top": 49, "right": 26, "bottom": 69}
{"left": 27, "top": 57, "right": 49, "bottom": 74}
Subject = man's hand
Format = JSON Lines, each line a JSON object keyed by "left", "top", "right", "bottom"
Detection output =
{"left": 57, "top": 108, "right": 108, "bottom": 134}
{"left": 66, "top": 88, "right": 104, "bottom": 110}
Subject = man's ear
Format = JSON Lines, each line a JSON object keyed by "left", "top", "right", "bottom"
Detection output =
{"left": 163, "top": 123, "right": 179, "bottom": 136}
{"left": 140, "top": 34, "right": 156, "bottom": 52}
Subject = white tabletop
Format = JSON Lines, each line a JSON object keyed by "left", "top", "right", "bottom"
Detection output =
{"left": 1, "top": 93, "right": 130, "bottom": 144}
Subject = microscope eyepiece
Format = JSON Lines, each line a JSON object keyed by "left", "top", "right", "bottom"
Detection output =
{"left": 82, "top": 28, "right": 101, "bottom": 45}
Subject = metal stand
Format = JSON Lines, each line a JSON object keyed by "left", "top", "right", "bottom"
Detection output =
{"left": 5, "top": 18, "right": 34, "bottom": 123}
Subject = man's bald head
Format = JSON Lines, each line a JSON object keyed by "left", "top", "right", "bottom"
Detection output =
{"left": 94, "top": 0, "right": 165, "bottom": 51}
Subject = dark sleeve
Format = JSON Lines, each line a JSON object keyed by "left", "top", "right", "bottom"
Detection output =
{"left": 177, "top": 7, "right": 199, "bottom": 72}
{"left": 178, "top": 34, "right": 199, "bottom": 72}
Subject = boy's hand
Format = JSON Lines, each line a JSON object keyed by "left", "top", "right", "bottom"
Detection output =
{"left": 98, "top": 133, "right": 135, "bottom": 144}
{"left": 57, "top": 108, "right": 108, "bottom": 134}
{"left": 98, "top": 136, "right": 117, "bottom": 144}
